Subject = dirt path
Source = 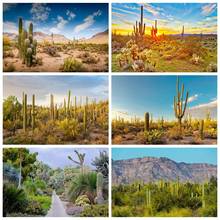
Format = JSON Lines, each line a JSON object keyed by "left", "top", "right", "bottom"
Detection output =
{"left": 46, "top": 191, "right": 69, "bottom": 217}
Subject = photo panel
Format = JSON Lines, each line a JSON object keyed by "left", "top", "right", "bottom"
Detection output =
{"left": 112, "top": 147, "right": 217, "bottom": 217}
{"left": 3, "top": 3, "right": 109, "bottom": 72}
{"left": 3, "top": 75, "right": 109, "bottom": 144}
{"left": 112, "top": 75, "right": 217, "bottom": 145}
{"left": 112, "top": 3, "right": 217, "bottom": 72}
{"left": 3, "top": 147, "right": 109, "bottom": 217}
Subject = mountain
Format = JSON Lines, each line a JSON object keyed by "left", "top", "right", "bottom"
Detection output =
{"left": 112, "top": 157, "right": 217, "bottom": 185}
{"left": 4, "top": 29, "right": 108, "bottom": 44}
{"left": 84, "top": 29, "right": 108, "bottom": 44}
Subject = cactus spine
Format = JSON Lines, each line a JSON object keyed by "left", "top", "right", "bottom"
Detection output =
{"left": 144, "top": 112, "right": 150, "bottom": 131}
{"left": 133, "top": 5, "right": 145, "bottom": 42}
{"left": 31, "top": 94, "right": 35, "bottom": 131}
{"left": 23, "top": 93, "right": 27, "bottom": 132}
{"left": 95, "top": 172, "right": 104, "bottom": 204}
{"left": 200, "top": 120, "right": 204, "bottom": 139}
{"left": 174, "top": 76, "right": 189, "bottom": 133}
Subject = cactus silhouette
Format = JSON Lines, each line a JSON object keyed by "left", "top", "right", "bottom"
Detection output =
{"left": 133, "top": 5, "right": 145, "bottom": 42}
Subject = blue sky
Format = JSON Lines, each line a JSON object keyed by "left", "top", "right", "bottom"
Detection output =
{"left": 112, "top": 76, "right": 217, "bottom": 120}
{"left": 112, "top": 148, "right": 217, "bottom": 165}
{"left": 112, "top": 3, "right": 217, "bottom": 35}
{"left": 3, "top": 3, "right": 108, "bottom": 39}
{"left": 4, "top": 76, "right": 108, "bottom": 106}
{"left": 29, "top": 148, "right": 108, "bottom": 169}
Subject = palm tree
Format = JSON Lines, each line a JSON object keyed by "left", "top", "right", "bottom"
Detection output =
{"left": 68, "top": 150, "right": 85, "bottom": 174}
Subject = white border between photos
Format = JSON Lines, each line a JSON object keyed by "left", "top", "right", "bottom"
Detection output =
{"left": 0, "top": 0, "right": 219, "bottom": 220}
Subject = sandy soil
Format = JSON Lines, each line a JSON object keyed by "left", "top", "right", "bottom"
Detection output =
{"left": 3, "top": 48, "right": 108, "bottom": 72}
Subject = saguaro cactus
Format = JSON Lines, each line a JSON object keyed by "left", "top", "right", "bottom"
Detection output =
{"left": 83, "top": 105, "right": 87, "bottom": 134}
{"left": 181, "top": 25, "right": 184, "bottom": 38}
{"left": 50, "top": 94, "right": 54, "bottom": 120}
{"left": 23, "top": 93, "right": 27, "bottom": 132}
{"left": 202, "top": 183, "right": 205, "bottom": 208}
{"left": 174, "top": 76, "right": 189, "bottom": 133}
{"left": 144, "top": 112, "right": 150, "bottom": 131}
{"left": 95, "top": 172, "right": 104, "bottom": 204}
{"left": 200, "top": 120, "right": 204, "bottom": 140}
{"left": 151, "top": 20, "right": 158, "bottom": 39}
{"left": 133, "top": 5, "right": 146, "bottom": 42}
{"left": 31, "top": 94, "right": 36, "bottom": 131}
{"left": 146, "top": 188, "right": 151, "bottom": 208}
{"left": 67, "top": 90, "right": 71, "bottom": 118}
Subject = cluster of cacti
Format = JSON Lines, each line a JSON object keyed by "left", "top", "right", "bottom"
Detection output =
{"left": 151, "top": 20, "right": 158, "bottom": 39}
{"left": 95, "top": 172, "right": 104, "bottom": 204}
{"left": 133, "top": 6, "right": 146, "bottom": 42}
{"left": 18, "top": 18, "right": 37, "bottom": 67}
{"left": 174, "top": 76, "right": 189, "bottom": 133}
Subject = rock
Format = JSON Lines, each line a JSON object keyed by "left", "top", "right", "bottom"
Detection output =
{"left": 66, "top": 205, "right": 84, "bottom": 216}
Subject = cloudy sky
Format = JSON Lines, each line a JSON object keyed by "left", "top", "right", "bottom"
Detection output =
{"left": 112, "top": 3, "right": 217, "bottom": 35}
{"left": 3, "top": 3, "right": 108, "bottom": 39}
{"left": 29, "top": 148, "right": 108, "bottom": 169}
{"left": 112, "top": 76, "right": 217, "bottom": 121}
{"left": 112, "top": 148, "right": 217, "bottom": 165}
{"left": 3, "top": 76, "right": 108, "bottom": 106}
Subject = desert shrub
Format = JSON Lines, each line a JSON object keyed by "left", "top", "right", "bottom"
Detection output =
{"left": 190, "top": 54, "right": 203, "bottom": 65}
{"left": 57, "top": 118, "right": 80, "bottom": 140}
{"left": 80, "top": 204, "right": 108, "bottom": 217}
{"left": 75, "top": 195, "right": 91, "bottom": 206}
{"left": 204, "top": 128, "right": 217, "bottom": 139}
{"left": 79, "top": 52, "right": 99, "bottom": 64}
{"left": 156, "top": 207, "right": 193, "bottom": 217}
{"left": 25, "top": 200, "right": 45, "bottom": 215}
{"left": 197, "top": 205, "right": 217, "bottom": 217}
{"left": 112, "top": 206, "right": 133, "bottom": 217}
{"left": 61, "top": 58, "right": 86, "bottom": 72}
{"left": 28, "top": 195, "right": 51, "bottom": 213}
{"left": 143, "top": 129, "right": 164, "bottom": 144}
{"left": 167, "top": 126, "right": 182, "bottom": 140}
{"left": 3, "top": 183, "right": 28, "bottom": 217}
{"left": 206, "top": 62, "right": 217, "bottom": 72}
{"left": 3, "top": 35, "right": 11, "bottom": 47}
{"left": 3, "top": 50, "right": 14, "bottom": 58}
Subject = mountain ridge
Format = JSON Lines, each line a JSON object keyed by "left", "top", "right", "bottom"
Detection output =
{"left": 112, "top": 156, "right": 217, "bottom": 185}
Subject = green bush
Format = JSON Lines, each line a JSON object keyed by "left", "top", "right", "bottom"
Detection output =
{"left": 112, "top": 206, "right": 132, "bottom": 217}
{"left": 80, "top": 204, "right": 108, "bottom": 217}
{"left": 3, "top": 183, "right": 28, "bottom": 217}
{"left": 61, "top": 58, "right": 86, "bottom": 72}
{"left": 28, "top": 195, "right": 51, "bottom": 213}
{"left": 25, "top": 200, "right": 45, "bottom": 216}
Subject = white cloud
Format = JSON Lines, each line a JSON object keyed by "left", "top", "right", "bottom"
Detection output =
{"left": 3, "top": 3, "right": 17, "bottom": 12}
{"left": 186, "top": 99, "right": 217, "bottom": 119}
{"left": 74, "top": 10, "right": 102, "bottom": 33}
{"left": 143, "top": 3, "right": 160, "bottom": 16}
{"left": 3, "top": 21, "right": 17, "bottom": 34}
{"left": 188, "top": 94, "right": 198, "bottom": 103}
{"left": 49, "top": 16, "right": 68, "bottom": 34}
{"left": 66, "top": 10, "right": 76, "bottom": 21}
{"left": 201, "top": 4, "right": 217, "bottom": 16}
{"left": 30, "top": 3, "right": 51, "bottom": 22}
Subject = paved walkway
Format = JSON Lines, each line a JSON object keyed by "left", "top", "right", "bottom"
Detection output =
{"left": 46, "top": 191, "right": 69, "bottom": 217}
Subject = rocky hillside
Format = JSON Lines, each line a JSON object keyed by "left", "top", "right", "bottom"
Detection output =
{"left": 112, "top": 157, "right": 217, "bottom": 185}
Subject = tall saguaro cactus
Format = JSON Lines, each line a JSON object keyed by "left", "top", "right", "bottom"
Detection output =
{"left": 50, "top": 94, "right": 54, "bottom": 120}
{"left": 174, "top": 76, "right": 189, "bottom": 133}
{"left": 31, "top": 94, "right": 36, "bottom": 131}
{"left": 67, "top": 90, "right": 71, "bottom": 118}
{"left": 22, "top": 93, "right": 27, "bottom": 132}
{"left": 144, "top": 112, "right": 150, "bottom": 131}
{"left": 133, "top": 5, "right": 146, "bottom": 42}
{"left": 181, "top": 25, "right": 185, "bottom": 38}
